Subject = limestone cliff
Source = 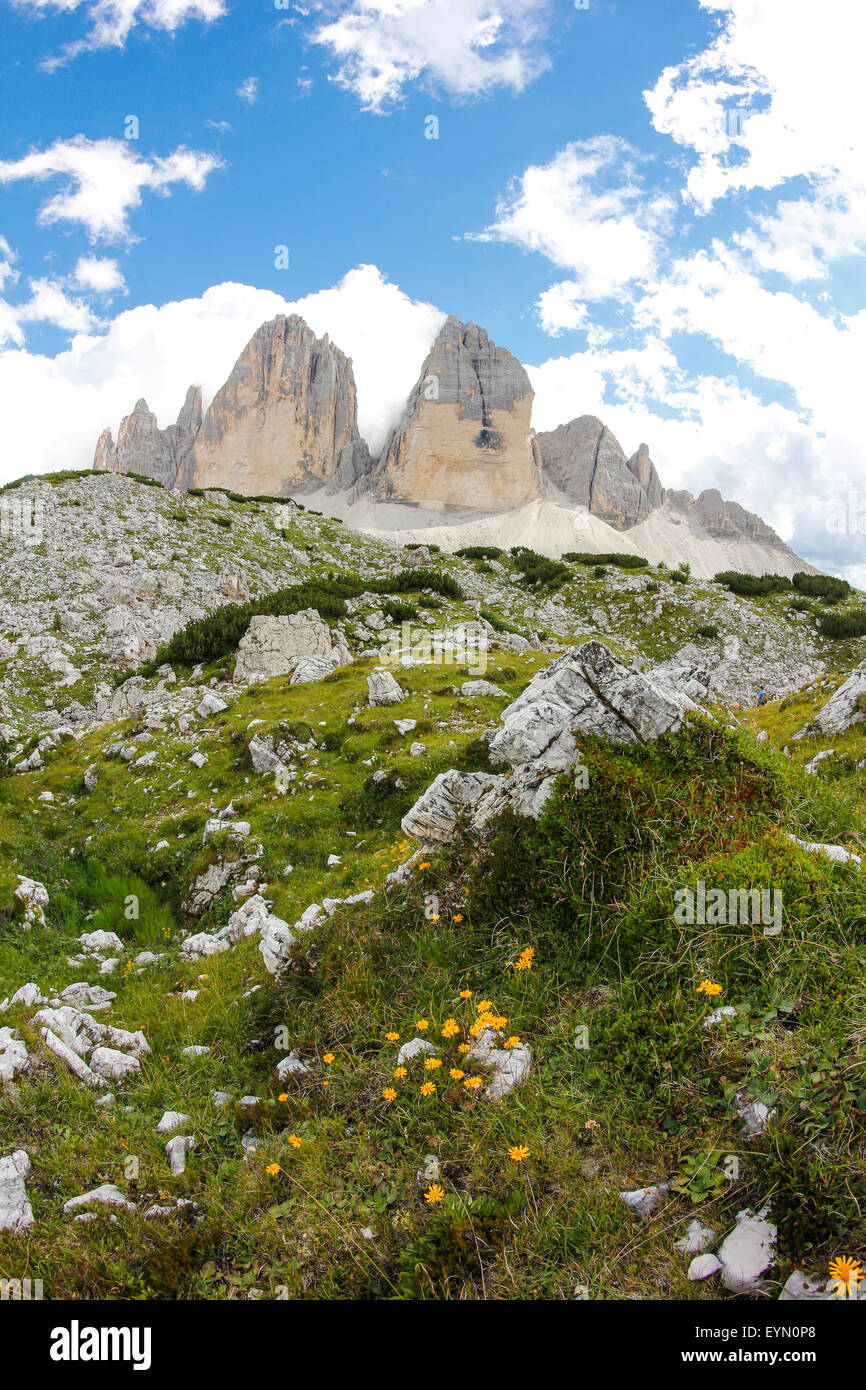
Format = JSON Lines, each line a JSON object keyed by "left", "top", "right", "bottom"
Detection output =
{"left": 94, "top": 386, "right": 202, "bottom": 488}
{"left": 536, "top": 416, "right": 664, "bottom": 530}
{"left": 372, "top": 316, "right": 542, "bottom": 511}
{"left": 190, "top": 315, "right": 370, "bottom": 495}
{"left": 93, "top": 315, "right": 370, "bottom": 495}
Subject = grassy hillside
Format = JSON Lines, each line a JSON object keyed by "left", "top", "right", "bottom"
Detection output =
{"left": 1, "top": 623, "right": 864, "bottom": 1299}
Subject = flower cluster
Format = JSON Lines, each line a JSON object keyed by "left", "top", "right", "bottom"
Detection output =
{"left": 381, "top": 990, "right": 525, "bottom": 1103}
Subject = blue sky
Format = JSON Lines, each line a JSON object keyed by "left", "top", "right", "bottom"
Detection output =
{"left": 1, "top": 0, "right": 865, "bottom": 578}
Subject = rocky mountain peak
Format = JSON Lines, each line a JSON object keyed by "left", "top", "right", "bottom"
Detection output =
{"left": 371, "top": 315, "right": 542, "bottom": 511}
{"left": 94, "top": 314, "right": 370, "bottom": 496}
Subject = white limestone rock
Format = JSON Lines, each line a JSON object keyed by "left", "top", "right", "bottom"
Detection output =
{"left": 717, "top": 1208, "right": 777, "bottom": 1292}
{"left": 0, "top": 1151, "right": 34, "bottom": 1232}
{"left": 466, "top": 1027, "right": 531, "bottom": 1099}
{"left": 164, "top": 1135, "right": 195, "bottom": 1175}
{"left": 156, "top": 1111, "right": 191, "bottom": 1134}
{"left": 62, "top": 1184, "right": 135, "bottom": 1215}
{"left": 367, "top": 669, "right": 405, "bottom": 706}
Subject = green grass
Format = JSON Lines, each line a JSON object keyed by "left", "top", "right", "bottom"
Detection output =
{"left": 1, "top": 650, "right": 864, "bottom": 1300}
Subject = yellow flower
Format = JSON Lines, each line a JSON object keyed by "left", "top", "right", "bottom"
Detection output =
{"left": 449, "top": 1068, "right": 465, "bottom": 1080}
{"left": 696, "top": 979, "right": 723, "bottom": 996}
{"left": 459, "top": 989, "right": 472, "bottom": 999}
{"left": 416, "top": 1019, "right": 430, "bottom": 1031}
{"left": 418, "top": 862, "right": 431, "bottom": 870}
{"left": 383, "top": 1087, "right": 397, "bottom": 1102}
{"left": 457, "top": 1043, "right": 470, "bottom": 1054}
{"left": 829, "top": 1255, "right": 863, "bottom": 1297}
{"left": 420, "top": 1081, "right": 436, "bottom": 1097}
{"left": 278, "top": 1093, "right": 289, "bottom": 1103}
{"left": 393, "top": 1066, "right": 407, "bottom": 1079}
{"left": 424, "top": 1057, "right": 442, "bottom": 1070}
{"left": 503, "top": 1036, "right": 520, "bottom": 1049}
{"left": 463, "top": 1076, "right": 482, "bottom": 1090}
{"left": 266, "top": 1162, "right": 280, "bottom": 1176}
{"left": 452, "top": 914, "right": 464, "bottom": 923}
{"left": 288, "top": 1134, "right": 302, "bottom": 1149}
{"left": 424, "top": 1184, "right": 445, "bottom": 1204}
{"left": 508, "top": 1145, "right": 530, "bottom": 1162}
{"left": 323, "top": 1052, "right": 335, "bottom": 1064}
{"left": 385, "top": 1031, "right": 400, "bottom": 1042}
{"left": 489, "top": 1016, "right": 508, "bottom": 1029}
{"left": 322, "top": 1079, "right": 329, "bottom": 1087}
{"left": 477, "top": 1000, "right": 493, "bottom": 1013}
{"left": 441, "top": 1018, "right": 460, "bottom": 1038}
{"left": 514, "top": 947, "right": 534, "bottom": 972}
{"left": 430, "top": 914, "right": 440, "bottom": 922}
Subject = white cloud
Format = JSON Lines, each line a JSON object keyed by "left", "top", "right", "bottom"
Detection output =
{"left": 468, "top": 137, "right": 675, "bottom": 310}
{"left": 645, "top": 0, "right": 866, "bottom": 215}
{"left": 236, "top": 76, "right": 259, "bottom": 105}
{"left": 0, "top": 265, "right": 444, "bottom": 485}
{"left": 634, "top": 242, "right": 866, "bottom": 443}
{"left": 14, "top": 277, "right": 100, "bottom": 334}
{"left": 73, "top": 256, "right": 127, "bottom": 294}
{"left": 735, "top": 177, "right": 866, "bottom": 282}
{"left": 0, "top": 136, "right": 224, "bottom": 243}
{"left": 313, "top": 0, "right": 553, "bottom": 113}
{"left": 528, "top": 341, "right": 866, "bottom": 579}
{"left": 0, "top": 235, "right": 19, "bottom": 293}
{"left": 10, "top": 0, "right": 227, "bottom": 67}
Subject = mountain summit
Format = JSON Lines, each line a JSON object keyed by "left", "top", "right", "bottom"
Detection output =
{"left": 94, "top": 311, "right": 805, "bottom": 577}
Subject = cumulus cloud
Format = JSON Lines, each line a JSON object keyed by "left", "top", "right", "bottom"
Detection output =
{"left": 312, "top": 0, "right": 554, "bottom": 113}
{"left": 0, "top": 136, "right": 224, "bottom": 243}
{"left": 468, "top": 137, "right": 675, "bottom": 316}
{"left": 0, "top": 265, "right": 444, "bottom": 485}
{"left": 528, "top": 341, "right": 864, "bottom": 580}
{"left": 73, "top": 256, "right": 127, "bottom": 295}
{"left": 10, "top": 0, "right": 227, "bottom": 68}
{"left": 644, "top": 0, "right": 866, "bottom": 226}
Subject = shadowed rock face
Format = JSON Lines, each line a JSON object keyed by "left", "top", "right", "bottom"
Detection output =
{"left": 372, "top": 316, "right": 543, "bottom": 511}
{"left": 665, "top": 487, "right": 780, "bottom": 544}
{"left": 535, "top": 416, "right": 664, "bottom": 530}
{"left": 94, "top": 315, "right": 371, "bottom": 496}
{"left": 94, "top": 386, "right": 202, "bottom": 488}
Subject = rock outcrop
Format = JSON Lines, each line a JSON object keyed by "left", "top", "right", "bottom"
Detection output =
{"left": 796, "top": 664, "right": 866, "bottom": 737}
{"left": 536, "top": 416, "right": 664, "bottom": 529}
{"left": 94, "top": 315, "right": 371, "bottom": 496}
{"left": 372, "top": 317, "right": 542, "bottom": 511}
{"left": 232, "top": 611, "right": 348, "bottom": 685}
{"left": 402, "top": 641, "right": 707, "bottom": 843}
{"left": 664, "top": 487, "right": 781, "bottom": 545}
{"left": 94, "top": 387, "right": 202, "bottom": 488}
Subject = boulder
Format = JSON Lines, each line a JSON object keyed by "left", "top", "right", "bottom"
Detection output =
{"left": 0, "top": 1150, "right": 35, "bottom": 1231}
{"left": 466, "top": 1027, "right": 532, "bottom": 1099}
{"left": 234, "top": 611, "right": 334, "bottom": 684}
{"left": 801, "top": 664, "right": 866, "bottom": 736}
{"left": 717, "top": 1208, "right": 777, "bottom": 1292}
{"left": 367, "top": 669, "right": 405, "bottom": 706}
{"left": 402, "top": 643, "right": 702, "bottom": 844}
